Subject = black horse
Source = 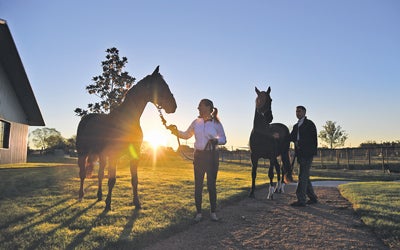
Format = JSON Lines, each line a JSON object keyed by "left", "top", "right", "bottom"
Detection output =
{"left": 249, "top": 86, "right": 293, "bottom": 199}
{"left": 76, "top": 66, "right": 177, "bottom": 210}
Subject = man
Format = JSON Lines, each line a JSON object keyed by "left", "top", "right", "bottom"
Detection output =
{"left": 290, "top": 105, "right": 318, "bottom": 206}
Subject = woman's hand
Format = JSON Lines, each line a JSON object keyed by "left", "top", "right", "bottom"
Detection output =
{"left": 167, "top": 125, "right": 178, "bottom": 136}
{"left": 210, "top": 138, "right": 219, "bottom": 146}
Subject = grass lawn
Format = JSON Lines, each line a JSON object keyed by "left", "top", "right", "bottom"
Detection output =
{"left": 339, "top": 182, "right": 400, "bottom": 249}
{"left": 0, "top": 153, "right": 267, "bottom": 249}
{"left": 0, "top": 153, "right": 399, "bottom": 249}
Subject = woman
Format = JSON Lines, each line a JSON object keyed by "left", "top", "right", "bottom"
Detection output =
{"left": 169, "top": 99, "right": 227, "bottom": 222}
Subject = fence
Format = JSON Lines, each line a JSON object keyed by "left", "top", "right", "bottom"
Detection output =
{"left": 219, "top": 146, "right": 400, "bottom": 172}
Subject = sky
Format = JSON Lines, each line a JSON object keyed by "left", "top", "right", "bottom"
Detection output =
{"left": 1, "top": 0, "right": 399, "bottom": 149}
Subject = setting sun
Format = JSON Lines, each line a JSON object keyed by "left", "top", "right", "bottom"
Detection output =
{"left": 144, "top": 130, "right": 168, "bottom": 150}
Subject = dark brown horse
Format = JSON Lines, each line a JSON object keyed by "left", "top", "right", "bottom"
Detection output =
{"left": 249, "top": 86, "right": 293, "bottom": 199}
{"left": 76, "top": 66, "right": 177, "bottom": 210}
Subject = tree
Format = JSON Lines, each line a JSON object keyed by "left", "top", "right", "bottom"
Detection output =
{"left": 74, "top": 47, "right": 136, "bottom": 116}
{"left": 29, "top": 128, "right": 64, "bottom": 152}
{"left": 65, "top": 136, "right": 76, "bottom": 151}
{"left": 318, "top": 121, "right": 348, "bottom": 148}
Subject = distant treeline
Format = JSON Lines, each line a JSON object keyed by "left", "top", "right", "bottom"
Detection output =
{"left": 359, "top": 140, "right": 400, "bottom": 148}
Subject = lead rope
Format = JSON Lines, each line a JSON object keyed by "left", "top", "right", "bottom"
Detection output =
{"left": 157, "top": 107, "right": 194, "bottom": 161}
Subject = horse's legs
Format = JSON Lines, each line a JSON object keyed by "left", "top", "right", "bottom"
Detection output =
{"left": 130, "top": 159, "right": 141, "bottom": 209}
{"left": 249, "top": 155, "right": 258, "bottom": 198}
{"left": 282, "top": 151, "right": 294, "bottom": 183}
{"left": 274, "top": 159, "right": 283, "bottom": 193}
{"left": 97, "top": 154, "right": 106, "bottom": 201}
{"left": 105, "top": 157, "right": 117, "bottom": 211}
{"left": 267, "top": 159, "right": 276, "bottom": 200}
{"left": 78, "top": 155, "right": 87, "bottom": 201}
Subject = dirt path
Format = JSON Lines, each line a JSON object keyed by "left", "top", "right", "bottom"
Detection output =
{"left": 145, "top": 185, "right": 388, "bottom": 250}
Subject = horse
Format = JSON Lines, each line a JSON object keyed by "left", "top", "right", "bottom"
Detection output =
{"left": 76, "top": 66, "right": 177, "bottom": 210}
{"left": 249, "top": 86, "right": 293, "bottom": 200}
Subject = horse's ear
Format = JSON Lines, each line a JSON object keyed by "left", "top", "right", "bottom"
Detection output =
{"left": 267, "top": 86, "right": 271, "bottom": 94}
{"left": 152, "top": 66, "right": 160, "bottom": 75}
{"left": 255, "top": 87, "right": 261, "bottom": 95}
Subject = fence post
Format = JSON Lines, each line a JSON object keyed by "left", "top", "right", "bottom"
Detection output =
{"left": 346, "top": 148, "right": 349, "bottom": 169}
{"left": 319, "top": 149, "right": 323, "bottom": 168}
{"left": 336, "top": 149, "right": 340, "bottom": 167}
{"left": 381, "top": 147, "right": 385, "bottom": 172}
{"left": 368, "top": 148, "right": 371, "bottom": 166}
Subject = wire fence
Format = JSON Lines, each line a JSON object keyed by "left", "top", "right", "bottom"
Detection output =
{"left": 217, "top": 146, "right": 400, "bottom": 172}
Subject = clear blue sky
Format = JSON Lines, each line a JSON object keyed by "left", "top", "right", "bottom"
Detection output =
{"left": 2, "top": 0, "right": 399, "bottom": 149}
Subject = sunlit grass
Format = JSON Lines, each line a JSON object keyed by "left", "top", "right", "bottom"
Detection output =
{"left": 0, "top": 153, "right": 267, "bottom": 249}
{"left": 339, "top": 182, "right": 400, "bottom": 249}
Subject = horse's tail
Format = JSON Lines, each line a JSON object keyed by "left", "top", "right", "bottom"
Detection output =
{"left": 280, "top": 126, "right": 294, "bottom": 183}
{"left": 281, "top": 146, "right": 293, "bottom": 183}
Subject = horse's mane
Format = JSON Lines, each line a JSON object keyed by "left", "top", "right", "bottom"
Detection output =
{"left": 123, "top": 72, "right": 164, "bottom": 102}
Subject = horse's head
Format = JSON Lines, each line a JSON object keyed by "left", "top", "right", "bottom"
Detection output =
{"left": 149, "top": 66, "right": 177, "bottom": 113}
{"left": 126, "top": 66, "right": 177, "bottom": 114}
{"left": 255, "top": 86, "right": 272, "bottom": 114}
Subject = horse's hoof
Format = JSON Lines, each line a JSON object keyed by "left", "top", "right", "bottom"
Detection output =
{"left": 78, "top": 190, "right": 84, "bottom": 201}
{"left": 267, "top": 186, "right": 275, "bottom": 200}
{"left": 133, "top": 197, "right": 142, "bottom": 209}
{"left": 134, "top": 201, "right": 142, "bottom": 209}
{"left": 97, "top": 192, "right": 103, "bottom": 201}
{"left": 105, "top": 200, "right": 111, "bottom": 210}
{"left": 105, "top": 197, "right": 112, "bottom": 210}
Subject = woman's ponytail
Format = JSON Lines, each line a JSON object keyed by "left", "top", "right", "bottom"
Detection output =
{"left": 212, "top": 107, "right": 220, "bottom": 123}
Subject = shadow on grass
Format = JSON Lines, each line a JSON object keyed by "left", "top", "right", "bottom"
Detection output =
{"left": 118, "top": 208, "right": 141, "bottom": 240}
{"left": 65, "top": 205, "right": 113, "bottom": 250}
{"left": 27, "top": 200, "right": 98, "bottom": 250}
{"left": 0, "top": 197, "right": 72, "bottom": 230}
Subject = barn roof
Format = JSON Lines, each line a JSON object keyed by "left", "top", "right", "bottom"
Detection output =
{"left": 0, "top": 19, "right": 45, "bottom": 126}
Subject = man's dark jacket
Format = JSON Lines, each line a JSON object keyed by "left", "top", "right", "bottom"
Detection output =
{"left": 290, "top": 117, "right": 318, "bottom": 158}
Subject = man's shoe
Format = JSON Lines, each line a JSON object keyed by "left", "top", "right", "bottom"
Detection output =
{"left": 194, "top": 213, "right": 202, "bottom": 222}
{"left": 306, "top": 199, "right": 318, "bottom": 205}
{"left": 290, "top": 201, "right": 306, "bottom": 207}
{"left": 210, "top": 212, "right": 219, "bottom": 221}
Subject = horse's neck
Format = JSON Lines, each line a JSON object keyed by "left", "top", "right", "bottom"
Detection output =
{"left": 253, "top": 109, "right": 272, "bottom": 129}
{"left": 111, "top": 85, "right": 149, "bottom": 124}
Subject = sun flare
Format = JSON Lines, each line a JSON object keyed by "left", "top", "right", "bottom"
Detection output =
{"left": 144, "top": 130, "right": 167, "bottom": 150}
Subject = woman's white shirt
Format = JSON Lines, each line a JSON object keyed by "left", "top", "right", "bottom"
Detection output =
{"left": 178, "top": 118, "right": 227, "bottom": 150}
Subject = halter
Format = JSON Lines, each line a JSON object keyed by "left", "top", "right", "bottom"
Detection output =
{"left": 257, "top": 103, "right": 273, "bottom": 126}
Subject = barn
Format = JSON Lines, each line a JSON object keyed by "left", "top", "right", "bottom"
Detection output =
{"left": 0, "top": 19, "right": 45, "bottom": 164}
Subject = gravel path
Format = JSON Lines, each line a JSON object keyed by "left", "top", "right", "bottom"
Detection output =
{"left": 145, "top": 184, "right": 388, "bottom": 250}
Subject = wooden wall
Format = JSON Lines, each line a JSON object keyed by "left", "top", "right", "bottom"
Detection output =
{"left": 0, "top": 121, "right": 28, "bottom": 164}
